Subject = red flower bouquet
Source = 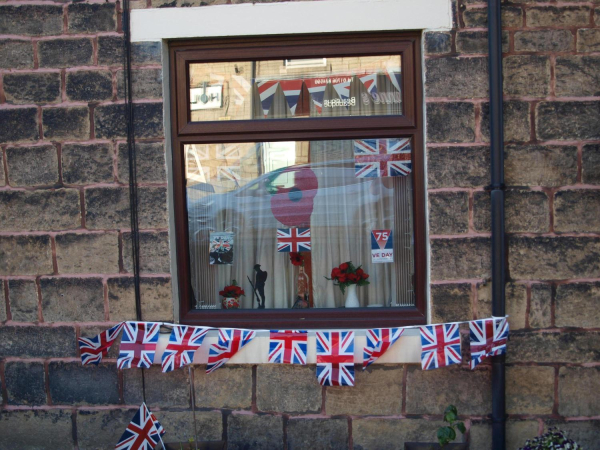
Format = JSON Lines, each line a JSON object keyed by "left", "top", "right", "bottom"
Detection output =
{"left": 325, "top": 261, "right": 370, "bottom": 294}
{"left": 219, "top": 280, "right": 245, "bottom": 299}
{"left": 289, "top": 252, "right": 305, "bottom": 266}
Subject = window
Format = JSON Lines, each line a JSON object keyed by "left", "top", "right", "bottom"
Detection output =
{"left": 170, "top": 32, "right": 426, "bottom": 328}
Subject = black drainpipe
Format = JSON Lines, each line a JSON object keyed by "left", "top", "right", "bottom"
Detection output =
{"left": 487, "top": 0, "right": 506, "bottom": 448}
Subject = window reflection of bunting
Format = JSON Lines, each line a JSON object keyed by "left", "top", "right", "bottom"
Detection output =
{"left": 257, "top": 80, "right": 279, "bottom": 116}
{"left": 354, "top": 138, "right": 412, "bottom": 178}
{"left": 216, "top": 144, "right": 241, "bottom": 160}
{"left": 217, "top": 166, "right": 241, "bottom": 182}
{"left": 279, "top": 79, "right": 304, "bottom": 115}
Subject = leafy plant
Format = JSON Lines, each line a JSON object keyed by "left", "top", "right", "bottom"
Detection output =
{"left": 519, "top": 427, "right": 581, "bottom": 450}
{"left": 437, "top": 405, "right": 466, "bottom": 447}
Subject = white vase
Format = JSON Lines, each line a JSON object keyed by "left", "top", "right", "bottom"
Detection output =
{"left": 344, "top": 284, "right": 360, "bottom": 308}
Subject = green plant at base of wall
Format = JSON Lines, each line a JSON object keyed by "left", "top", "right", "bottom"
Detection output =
{"left": 437, "top": 405, "right": 465, "bottom": 447}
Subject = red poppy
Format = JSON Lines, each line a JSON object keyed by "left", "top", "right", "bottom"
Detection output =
{"left": 338, "top": 274, "right": 347, "bottom": 283}
{"left": 339, "top": 263, "right": 349, "bottom": 272}
{"left": 356, "top": 268, "right": 364, "bottom": 276}
{"left": 362, "top": 273, "right": 369, "bottom": 280}
{"left": 331, "top": 268, "right": 342, "bottom": 279}
{"left": 290, "top": 252, "right": 304, "bottom": 266}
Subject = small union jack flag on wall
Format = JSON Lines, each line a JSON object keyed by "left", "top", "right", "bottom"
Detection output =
{"left": 469, "top": 317, "right": 509, "bottom": 370}
{"left": 115, "top": 403, "right": 164, "bottom": 450}
{"left": 78, "top": 322, "right": 124, "bottom": 366}
{"left": 117, "top": 322, "right": 161, "bottom": 370}
{"left": 268, "top": 330, "right": 308, "bottom": 365}
{"left": 419, "top": 324, "right": 462, "bottom": 371}
{"left": 206, "top": 328, "right": 256, "bottom": 374}
{"left": 161, "top": 325, "right": 210, "bottom": 373}
{"left": 353, "top": 138, "right": 412, "bottom": 178}
{"left": 363, "top": 328, "right": 404, "bottom": 370}
{"left": 277, "top": 228, "right": 311, "bottom": 253}
{"left": 316, "top": 331, "right": 355, "bottom": 386}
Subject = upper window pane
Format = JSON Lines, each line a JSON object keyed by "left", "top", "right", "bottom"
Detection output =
{"left": 189, "top": 55, "right": 402, "bottom": 122}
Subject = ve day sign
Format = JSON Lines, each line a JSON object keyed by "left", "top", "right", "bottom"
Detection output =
{"left": 371, "top": 229, "right": 394, "bottom": 263}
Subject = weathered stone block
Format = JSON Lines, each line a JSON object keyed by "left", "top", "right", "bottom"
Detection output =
{"left": 5, "top": 362, "right": 46, "bottom": 406}
{"left": 55, "top": 232, "right": 119, "bottom": 274}
{"left": 327, "top": 366, "right": 402, "bottom": 415}
{"left": 0, "top": 235, "right": 53, "bottom": 276}
{"left": 481, "top": 101, "right": 530, "bottom": 143}
{"left": 154, "top": 410, "right": 223, "bottom": 443}
{"left": 506, "top": 366, "right": 554, "bottom": 415}
{"left": 0, "top": 282, "right": 5, "bottom": 322}
{"left": 287, "top": 418, "right": 347, "bottom": 450}
{"left": 0, "top": 5, "right": 63, "bottom": 36}
{"left": 194, "top": 365, "right": 252, "bottom": 409}
{"left": 353, "top": 418, "right": 449, "bottom": 449}
{"left": 124, "top": 365, "right": 190, "bottom": 408}
{"left": 556, "top": 56, "right": 600, "bottom": 97}
{"left": 0, "top": 108, "right": 39, "bottom": 143}
{"left": 67, "top": 3, "right": 116, "bottom": 33}
{"left": 473, "top": 189, "right": 549, "bottom": 233}
{"left": 509, "top": 237, "right": 600, "bottom": 280}
{"left": 471, "top": 420, "right": 541, "bottom": 450}
{"left": 424, "top": 32, "right": 451, "bottom": 55}
{"left": 582, "top": 144, "right": 600, "bottom": 184}
{"left": 527, "top": 6, "right": 590, "bottom": 27}
{"left": 431, "top": 237, "right": 491, "bottom": 281}
{"left": 256, "top": 364, "right": 321, "bottom": 414}
{"left": 49, "top": 362, "right": 119, "bottom": 405}
{"left": 462, "top": 6, "right": 523, "bottom": 28}
{"left": 0, "top": 325, "right": 76, "bottom": 358}
{"left": 41, "top": 277, "right": 105, "bottom": 322}
{"left": 427, "top": 146, "right": 489, "bottom": 188}
{"left": 530, "top": 283, "right": 552, "bottom": 329}
{"left": 431, "top": 282, "right": 473, "bottom": 325}
{"left": 508, "top": 331, "right": 600, "bottom": 364}
{"left": 0, "top": 189, "right": 81, "bottom": 232}
{"left": 505, "top": 145, "right": 577, "bottom": 187}
{"left": 554, "top": 190, "right": 600, "bottom": 233}
{"left": 43, "top": 106, "right": 90, "bottom": 140}
{"left": 117, "top": 68, "right": 163, "bottom": 99}
{"left": 6, "top": 145, "right": 59, "bottom": 187}
{"left": 0, "top": 40, "right": 34, "bottom": 69}
{"left": 117, "top": 142, "right": 166, "bottom": 183}
{"left": 62, "top": 143, "right": 114, "bottom": 184}
{"left": 132, "top": 41, "right": 162, "bottom": 65}
{"left": 7, "top": 279, "right": 38, "bottom": 322}
{"left": 514, "top": 30, "right": 574, "bottom": 52}
{"left": 455, "top": 30, "right": 509, "bottom": 54}
{"left": 406, "top": 365, "right": 491, "bottom": 414}
{"left": 227, "top": 414, "right": 283, "bottom": 450}
{"left": 3, "top": 72, "right": 61, "bottom": 104}
{"left": 0, "top": 410, "right": 74, "bottom": 450}
{"left": 95, "top": 102, "right": 164, "bottom": 139}
{"left": 0, "top": 157, "right": 4, "bottom": 187}
{"left": 542, "top": 421, "right": 600, "bottom": 449}
{"left": 38, "top": 39, "right": 94, "bottom": 68}
{"left": 123, "top": 231, "right": 171, "bottom": 274}
{"left": 84, "top": 186, "right": 130, "bottom": 229}
{"left": 477, "top": 282, "right": 527, "bottom": 330}
{"left": 66, "top": 71, "right": 113, "bottom": 102}
{"left": 556, "top": 282, "right": 600, "bottom": 328}
{"left": 426, "top": 103, "right": 475, "bottom": 143}
{"left": 98, "top": 36, "right": 125, "bottom": 66}
{"left": 503, "top": 55, "right": 550, "bottom": 97}
{"left": 426, "top": 57, "right": 488, "bottom": 98}
{"left": 559, "top": 367, "right": 600, "bottom": 416}
{"left": 77, "top": 410, "right": 135, "bottom": 450}
{"left": 108, "top": 276, "right": 173, "bottom": 322}
{"left": 537, "top": 101, "right": 600, "bottom": 141}
{"left": 577, "top": 29, "right": 600, "bottom": 52}
{"left": 428, "top": 191, "right": 469, "bottom": 235}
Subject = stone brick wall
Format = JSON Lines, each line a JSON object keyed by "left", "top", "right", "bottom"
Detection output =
{"left": 1, "top": 0, "right": 599, "bottom": 448}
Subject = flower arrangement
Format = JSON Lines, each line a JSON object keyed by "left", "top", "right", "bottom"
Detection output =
{"left": 289, "top": 252, "right": 304, "bottom": 266}
{"left": 219, "top": 280, "right": 245, "bottom": 299}
{"left": 325, "top": 261, "right": 370, "bottom": 294}
{"left": 519, "top": 427, "right": 581, "bottom": 450}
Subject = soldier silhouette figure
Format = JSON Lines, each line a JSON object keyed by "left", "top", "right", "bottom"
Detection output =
{"left": 254, "top": 264, "right": 268, "bottom": 309}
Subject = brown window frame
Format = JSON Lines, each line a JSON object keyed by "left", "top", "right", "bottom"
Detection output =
{"left": 169, "top": 31, "right": 426, "bottom": 329}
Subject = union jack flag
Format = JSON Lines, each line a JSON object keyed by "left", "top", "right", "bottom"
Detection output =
{"left": 419, "top": 324, "right": 462, "bottom": 371}
{"left": 353, "top": 138, "right": 412, "bottom": 178}
{"left": 362, "top": 327, "right": 404, "bottom": 370}
{"left": 115, "top": 403, "right": 163, "bottom": 450}
{"left": 268, "top": 330, "right": 308, "bottom": 365}
{"left": 277, "top": 228, "right": 311, "bottom": 253}
{"left": 217, "top": 166, "right": 241, "bottom": 182}
{"left": 316, "top": 331, "right": 355, "bottom": 386}
{"left": 206, "top": 328, "right": 256, "bottom": 374}
{"left": 117, "top": 322, "right": 160, "bottom": 370}
{"left": 161, "top": 325, "right": 210, "bottom": 373}
{"left": 469, "top": 318, "right": 509, "bottom": 370}
{"left": 78, "top": 322, "right": 124, "bottom": 365}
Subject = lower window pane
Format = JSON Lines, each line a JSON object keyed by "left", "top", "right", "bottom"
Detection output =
{"left": 185, "top": 139, "right": 415, "bottom": 310}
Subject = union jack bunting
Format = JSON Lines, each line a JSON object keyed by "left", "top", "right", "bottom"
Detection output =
{"left": 149, "top": 410, "right": 165, "bottom": 443}
{"left": 161, "top": 325, "right": 210, "bottom": 373}
{"left": 206, "top": 328, "right": 256, "bottom": 374}
{"left": 268, "top": 330, "right": 308, "bottom": 365}
{"left": 217, "top": 166, "right": 241, "bottom": 182}
{"left": 362, "top": 327, "right": 404, "bottom": 370}
{"left": 257, "top": 80, "right": 279, "bottom": 116}
{"left": 279, "top": 79, "right": 304, "bottom": 115}
{"left": 117, "top": 322, "right": 160, "bottom": 370}
{"left": 316, "top": 331, "right": 355, "bottom": 386}
{"left": 115, "top": 403, "right": 162, "bottom": 450}
{"left": 78, "top": 322, "right": 124, "bottom": 366}
{"left": 419, "top": 324, "right": 462, "bottom": 371}
{"left": 354, "top": 138, "right": 412, "bottom": 178}
{"left": 277, "top": 228, "right": 311, "bottom": 253}
{"left": 469, "top": 318, "right": 509, "bottom": 370}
